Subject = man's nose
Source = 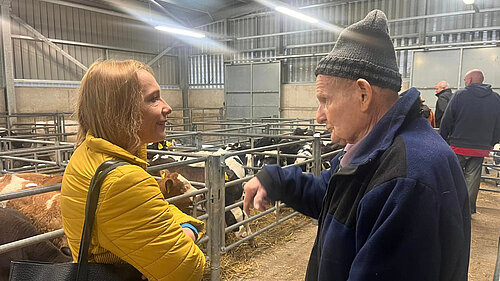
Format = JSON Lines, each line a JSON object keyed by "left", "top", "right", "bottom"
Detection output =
{"left": 316, "top": 105, "right": 326, "bottom": 124}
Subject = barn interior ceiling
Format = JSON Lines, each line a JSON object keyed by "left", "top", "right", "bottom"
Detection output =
{"left": 61, "top": 0, "right": 267, "bottom": 27}
{"left": 7, "top": 0, "right": 497, "bottom": 87}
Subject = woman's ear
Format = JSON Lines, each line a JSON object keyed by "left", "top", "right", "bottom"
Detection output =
{"left": 356, "top": 79, "right": 373, "bottom": 112}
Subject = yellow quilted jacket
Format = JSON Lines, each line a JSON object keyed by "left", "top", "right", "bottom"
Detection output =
{"left": 61, "top": 133, "right": 206, "bottom": 281}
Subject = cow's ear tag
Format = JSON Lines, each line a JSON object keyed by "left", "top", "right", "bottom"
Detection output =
{"left": 161, "top": 172, "right": 166, "bottom": 179}
{"left": 158, "top": 142, "right": 164, "bottom": 150}
{"left": 225, "top": 172, "right": 229, "bottom": 181}
{"left": 166, "top": 179, "right": 173, "bottom": 194}
{"left": 166, "top": 141, "right": 172, "bottom": 148}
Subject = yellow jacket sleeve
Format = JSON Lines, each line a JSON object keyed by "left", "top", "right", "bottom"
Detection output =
{"left": 167, "top": 204, "right": 205, "bottom": 240}
{"left": 95, "top": 166, "right": 205, "bottom": 281}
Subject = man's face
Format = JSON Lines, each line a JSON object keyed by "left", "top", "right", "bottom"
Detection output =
{"left": 434, "top": 84, "right": 442, "bottom": 94}
{"left": 464, "top": 75, "right": 472, "bottom": 87}
{"left": 315, "top": 75, "right": 365, "bottom": 144}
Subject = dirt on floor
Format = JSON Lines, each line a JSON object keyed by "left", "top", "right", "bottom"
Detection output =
{"left": 205, "top": 181, "right": 500, "bottom": 281}
{"left": 234, "top": 220, "right": 316, "bottom": 281}
{"left": 469, "top": 181, "right": 500, "bottom": 281}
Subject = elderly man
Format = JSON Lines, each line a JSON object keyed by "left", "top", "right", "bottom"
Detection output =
{"left": 440, "top": 69, "right": 500, "bottom": 214}
{"left": 244, "top": 10, "right": 470, "bottom": 281}
{"left": 434, "top": 81, "right": 453, "bottom": 127}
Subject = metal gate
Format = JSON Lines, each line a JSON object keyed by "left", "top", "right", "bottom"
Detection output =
{"left": 224, "top": 61, "right": 281, "bottom": 119}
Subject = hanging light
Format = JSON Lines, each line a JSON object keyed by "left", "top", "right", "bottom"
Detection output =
{"left": 463, "top": 0, "right": 475, "bottom": 4}
{"left": 275, "top": 6, "right": 319, "bottom": 24}
{"left": 155, "top": 26, "right": 205, "bottom": 38}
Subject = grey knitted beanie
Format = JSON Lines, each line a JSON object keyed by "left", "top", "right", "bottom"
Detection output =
{"left": 314, "top": 9, "right": 402, "bottom": 92}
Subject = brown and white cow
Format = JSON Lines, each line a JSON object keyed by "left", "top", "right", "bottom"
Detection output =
{"left": 0, "top": 173, "right": 66, "bottom": 249}
{"left": 0, "top": 207, "right": 71, "bottom": 281}
{"left": 156, "top": 170, "right": 199, "bottom": 213}
{"left": 0, "top": 170, "right": 200, "bottom": 251}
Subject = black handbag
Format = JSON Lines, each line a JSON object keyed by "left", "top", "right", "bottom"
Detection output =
{"left": 9, "top": 160, "right": 144, "bottom": 281}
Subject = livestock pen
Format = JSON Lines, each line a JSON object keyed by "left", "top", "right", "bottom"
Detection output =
{"left": 0, "top": 112, "right": 77, "bottom": 142}
{"left": 0, "top": 117, "right": 340, "bottom": 281}
{"left": 2, "top": 116, "right": 499, "bottom": 280}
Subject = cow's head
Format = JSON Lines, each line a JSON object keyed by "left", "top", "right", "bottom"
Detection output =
{"left": 159, "top": 170, "right": 185, "bottom": 197}
{"left": 157, "top": 170, "right": 197, "bottom": 213}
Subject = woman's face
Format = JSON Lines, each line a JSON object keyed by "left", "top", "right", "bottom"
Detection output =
{"left": 137, "top": 70, "right": 172, "bottom": 144}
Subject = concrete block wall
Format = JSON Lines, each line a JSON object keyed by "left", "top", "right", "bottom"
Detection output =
{"left": 162, "top": 89, "right": 183, "bottom": 125}
{"left": 4, "top": 82, "right": 416, "bottom": 129}
{"left": 13, "top": 86, "right": 180, "bottom": 108}
{"left": 280, "top": 80, "right": 414, "bottom": 120}
{"left": 188, "top": 88, "right": 224, "bottom": 132}
{"left": 281, "top": 83, "right": 318, "bottom": 119}
{"left": 0, "top": 88, "right": 5, "bottom": 113}
{"left": 188, "top": 88, "right": 224, "bottom": 108}
{"left": 15, "top": 87, "right": 78, "bottom": 114}
{"left": 10, "top": 87, "right": 183, "bottom": 114}
{"left": 0, "top": 87, "right": 184, "bottom": 131}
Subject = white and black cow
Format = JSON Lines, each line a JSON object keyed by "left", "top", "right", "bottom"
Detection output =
{"left": 146, "top": 139, "right": 183, "bottom": 160}
{"left": 483, "top": 144, "right": 500, "bottom": 185}
{"left": 0, "top": 130, "right": 27, "bottom": 150}
{"left": 251, "top": 139, "right": 344, "bottom": 172}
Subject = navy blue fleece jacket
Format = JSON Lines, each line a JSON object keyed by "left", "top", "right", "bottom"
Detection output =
{"left": 256, "top": 88, "right": 470, "bottom": 281}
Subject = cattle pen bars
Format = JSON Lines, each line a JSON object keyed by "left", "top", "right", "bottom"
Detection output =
{"left": 1, "top": 132, "right": 341, "bottom": 281}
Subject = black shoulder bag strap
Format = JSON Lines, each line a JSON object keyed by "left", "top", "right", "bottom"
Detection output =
{"left": 76, "top": 160, "right": 129, "bottom": 281}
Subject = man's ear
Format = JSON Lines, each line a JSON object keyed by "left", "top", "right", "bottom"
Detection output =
{"left": 355, "top": 79, "right": 373, "bottom": 112}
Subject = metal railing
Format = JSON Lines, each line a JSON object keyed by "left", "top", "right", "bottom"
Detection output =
{"left": 481, "top": 149, "right": 500, "bottom": 193}
{"left": 3, "top": 118, "right": 500, "bottom": 280}
{"left": 494, "top": 234, "right": 500, "bottom": 281}
{"left": 0, "top": 137, "right": 73, "bottom": 173}
{"left": 0, "top": 120, "right": 336, "bottom": 281}
{"left": 0, "top": 112, "right": 76, "bottom": 142}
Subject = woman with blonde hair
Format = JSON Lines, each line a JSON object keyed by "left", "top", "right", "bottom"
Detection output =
{"left": 61, "top": 59, "right": 205, "bottom": 281}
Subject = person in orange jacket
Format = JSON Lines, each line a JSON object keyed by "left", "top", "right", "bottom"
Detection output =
{"left": 420, "top": 96, "right": 436, "bottom": 127}
{"left": 61, "top": 60, "right": 205, "bottom": 281}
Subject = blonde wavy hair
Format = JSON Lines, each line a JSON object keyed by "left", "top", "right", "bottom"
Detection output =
{"left": 75, "top": 59, "right": 153, "bottom": 152}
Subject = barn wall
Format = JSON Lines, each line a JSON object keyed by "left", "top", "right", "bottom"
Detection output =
{"left": 280, "top": 83, "right": 317, "bottom": 119}
{"left": 10, "top": 0, "right": 179, "bottom": 85}
{"left": 6, "top": 0, "right": 499, "bottom": 120}
{"left": 0, "top": 88, "right": 6, "bottom": 113}
{"left": 192, "top": 0, "right": 500, "bottom": 87}
{"left": 15, "top": 87, "right": 77, "bottom": 113}
{"left": 188, "top": 88, "right": 224, "bottom": 108}
{"left": 8, "top": 81, "right": 411, "bottom": 124}
{"left": 10, "top": 87, "right": 183, "bottom": 121}
{"left": 280, "top": 79, "right": 412, "bottom": 119}
{"left": 161, "top": 89, "right": 183, "bottom": 108}
{"left": 187, "top": 89, "right": 224, "bottom": 131}
{"left": 162, "top": 89, "right": 183, "bottom": 125}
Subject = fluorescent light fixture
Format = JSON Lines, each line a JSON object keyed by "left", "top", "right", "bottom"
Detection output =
{"left": 463, "top": 0, "right": 474, "bottom": 4}
{"left": 155, "top": 26, "right": 205, "bottom": 38}
{"left": 275, "top": 6, "right": 319, "bottom": 24}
